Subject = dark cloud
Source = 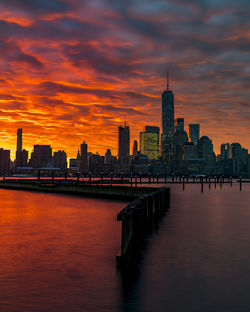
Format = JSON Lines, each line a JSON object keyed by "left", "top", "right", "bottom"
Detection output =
{"left": 0, "top": 0, "right": 69, "bottom": 14}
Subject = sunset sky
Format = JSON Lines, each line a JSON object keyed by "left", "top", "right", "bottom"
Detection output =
{"left": 0, "top": 0, "right": 249, "bottom": 159}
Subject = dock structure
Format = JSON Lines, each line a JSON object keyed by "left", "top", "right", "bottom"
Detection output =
{"left": 0, "top": 180, "right": 170, "bottom": 267}
{"left": 0, "top": 180, "right": 157, "bottom": 200}
{"left": 116, "top": 187, "right": 170, "bottom": 266}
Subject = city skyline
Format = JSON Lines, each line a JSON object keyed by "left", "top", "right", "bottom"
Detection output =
{"left": 0, "top": 0, "right": 249, "bottom": 159}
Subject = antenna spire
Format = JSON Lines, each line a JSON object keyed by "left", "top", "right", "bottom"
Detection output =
{"left": 167, "top": 69, "right": 169, "bottom": 91}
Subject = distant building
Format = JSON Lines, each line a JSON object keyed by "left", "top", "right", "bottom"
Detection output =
{"left": 140, "top": 126, "right": 160, "bottom": 160}
{"left": 220, "top": 143, "right": 230, "bottom": 161}
{"left": 29, "top": 145, "right": 52, "bottom": 168}
{"left": 104, "top": 149, "right": 112, "bottom": 165}
{"left": 15, "top": 128, "right": 28, "bottom": 168}
{"left": 183, "top": 142, "right": 197, "bottom": 160}
{"left": 118, "top": 124, "right": 130, "bottom": 164}
{"left": 175, "top": 118, "right": 184, "bottom": 132}
{"left": 53, "top": 150, "right": 67, "bottom": 170}
{"left": 188, "top": 124, "right": 200, "bottom": 145}
{"left": 0, "top": 148, "right": 10, "bottom": 173}
{"left": 89, "top": 152, "right": 104, "bottom": 175}
{"left": 132, "top": 140, "right": 138, "bottom": 157}
{"left": 80, "top": 141, "right": 88, "bottom": 173}
{"left": 173, "top": 121, "right": 188, "bottom": 175}
{"left": 16, "top": 150, "right": 28, "bottom": 167}
{"left": 197, "top": 136, "right": 216, "bottom": 175}
{"left": 69, "top": 150, "right": 81, "bottom": 170}
{"left": 16, "top": 128, "right": 22, "bottom": 152}
{"left": 161, "top": 71, "right": 174, "bottom": 171}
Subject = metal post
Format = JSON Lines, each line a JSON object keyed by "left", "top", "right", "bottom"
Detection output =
{"left": 240, "top": 177, "right": 242, "bottom": 191}
{"left": 38, "top": 169, "right": 40, "bottom": 181}
{"left": 65, "top": 170, "right": 67, "bottom": 181}
{"left": 89, "top": 172, "right": 92, "bottom": 184}
{"left": 52, "top": 170, "right": 54, "bottom": 183}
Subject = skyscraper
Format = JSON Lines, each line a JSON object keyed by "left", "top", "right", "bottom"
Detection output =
{"left": 15, "top": 128, "right": 28, "bottom": 168}
{"left": 80, "top": 141, "right": 88, "bottom": 173}
{"left": 132, "top": 140, "right": 138, "bottom": 157}
{"left": 175, "top": 118, "right": 184, "bottom": 132}
{"left": 140, "top": 126, "right": 160, "bottom": 160}
{"left": 53, "top": 150, "right": 67, "bottom": 170}
{"left": 118, "top": 124, "right": 130, "bottom": 164}
{"left": 188, "top": 124, "right": 200, "bottom": 145}
{"left": 17, "top": 128, "right": 22, "bottom": 152}
{"left": 29, "top": 145, "right": 52, "bottom": 168}
{"left": 161, "top": 71, "right": 174, "bottom": 171}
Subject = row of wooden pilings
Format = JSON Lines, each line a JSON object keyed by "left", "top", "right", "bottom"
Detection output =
{"left": 116, "top": 187, "right": 170, "bottom": 267}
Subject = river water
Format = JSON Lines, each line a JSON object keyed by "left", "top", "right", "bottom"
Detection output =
{"left": 0, "top": 183, "right": 250, "bottom": 312}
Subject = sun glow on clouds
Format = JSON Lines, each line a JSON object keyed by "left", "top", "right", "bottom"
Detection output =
{"left": 0, "top": 0, "right": 249, "bottom": 159}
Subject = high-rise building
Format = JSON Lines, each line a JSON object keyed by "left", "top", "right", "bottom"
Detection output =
{"left": 118, "top": 124, "right": 130, "bottom": 164}
{"left": 220, "top": 143, "right": 230, "bottom": 161}
{"left": 140, "top": 126, "right": 160, "bottom": 160}
{"left": 16, "top": 150, "right": 28, "bottom": 167}
{"left": 16, "top": 128, "right": 22, "bottom": 152}
{"left": 0, "top": 148, "right": 10, "bottom": 173}
{"left": 162, "top": 71, "right": 174, "bottom": 138}
{"left": 15, "top": 128, "right": 28, "bottom": 168}
{"left": 197, "top": 136, "right": 216, "bottom": 174}
{"left": 161, "top": 71, "right": 174, "bottom": 171}
{"left": 80, "top": 141, "right": 88, "bottom": 173}
{"left": 173, "top": 120, "right": 188, "bottom": 174}
{"left": 104, "top": 149, "right": 112, "bottom": 165}
{"left": 175, "top": 118, "right": 184, "bottom": 132}
{"left": 132, "top": 140, "right": 138, "bottom": 157}
{"left": 53, "top": 150, "right": 67, "bottom": 170}
{"left": 188, "top": 124, "right": 200, "bottom": 145}
{"left": 29, "top": 145, "right": 52, "bottom": 168}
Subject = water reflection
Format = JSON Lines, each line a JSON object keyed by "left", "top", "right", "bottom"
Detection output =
{"left": 1, "top": 184, "right": 250, "bottom": 312}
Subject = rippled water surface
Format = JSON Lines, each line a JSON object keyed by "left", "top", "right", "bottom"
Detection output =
{"left": 1, "top": 183, "right": 250, "bottom": 312}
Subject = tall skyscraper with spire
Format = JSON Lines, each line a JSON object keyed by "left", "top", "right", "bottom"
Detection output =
{"left": 161, "top": 70, "right": 175, "bottom": 171}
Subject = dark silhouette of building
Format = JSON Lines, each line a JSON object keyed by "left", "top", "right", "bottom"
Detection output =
{"left": 188, "top": 124, "right": 200, "bottom": 145}
{"left": 173, "top": 119, "right": 188, "bottom": 175}
{"left": 0, "top": 148, "right": 10, "bottom": 173}
{"left": 175, "top": 118, "right": 184, "bottom": 132}
{"left": 161, "top": 71, "right": 174, "bottom": 171}
{"left": 118, "top": 124, "right": 130, "bottom": 164}
{"left": 132, "top": 140, "right": 138, "bottom": 157}
{"left": 16, "top": 150, "right": 28, "bottom": 167}
{"left": 16, "top": 128, "right": 22, "bottom": 152}
{"left": 197, "top": 136, "right": 216, "bottom": 175}
{"left": 80, "top": 141, "right": 88, "bottom": 173}
{"left": 29, "top": 145, "right": 52, "bottom": 168}
{"left": 15, "top": 128, "right": 28, "bottom": 168}
{"left": 53, "top": 150, "right": 67, "bottom": 170}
